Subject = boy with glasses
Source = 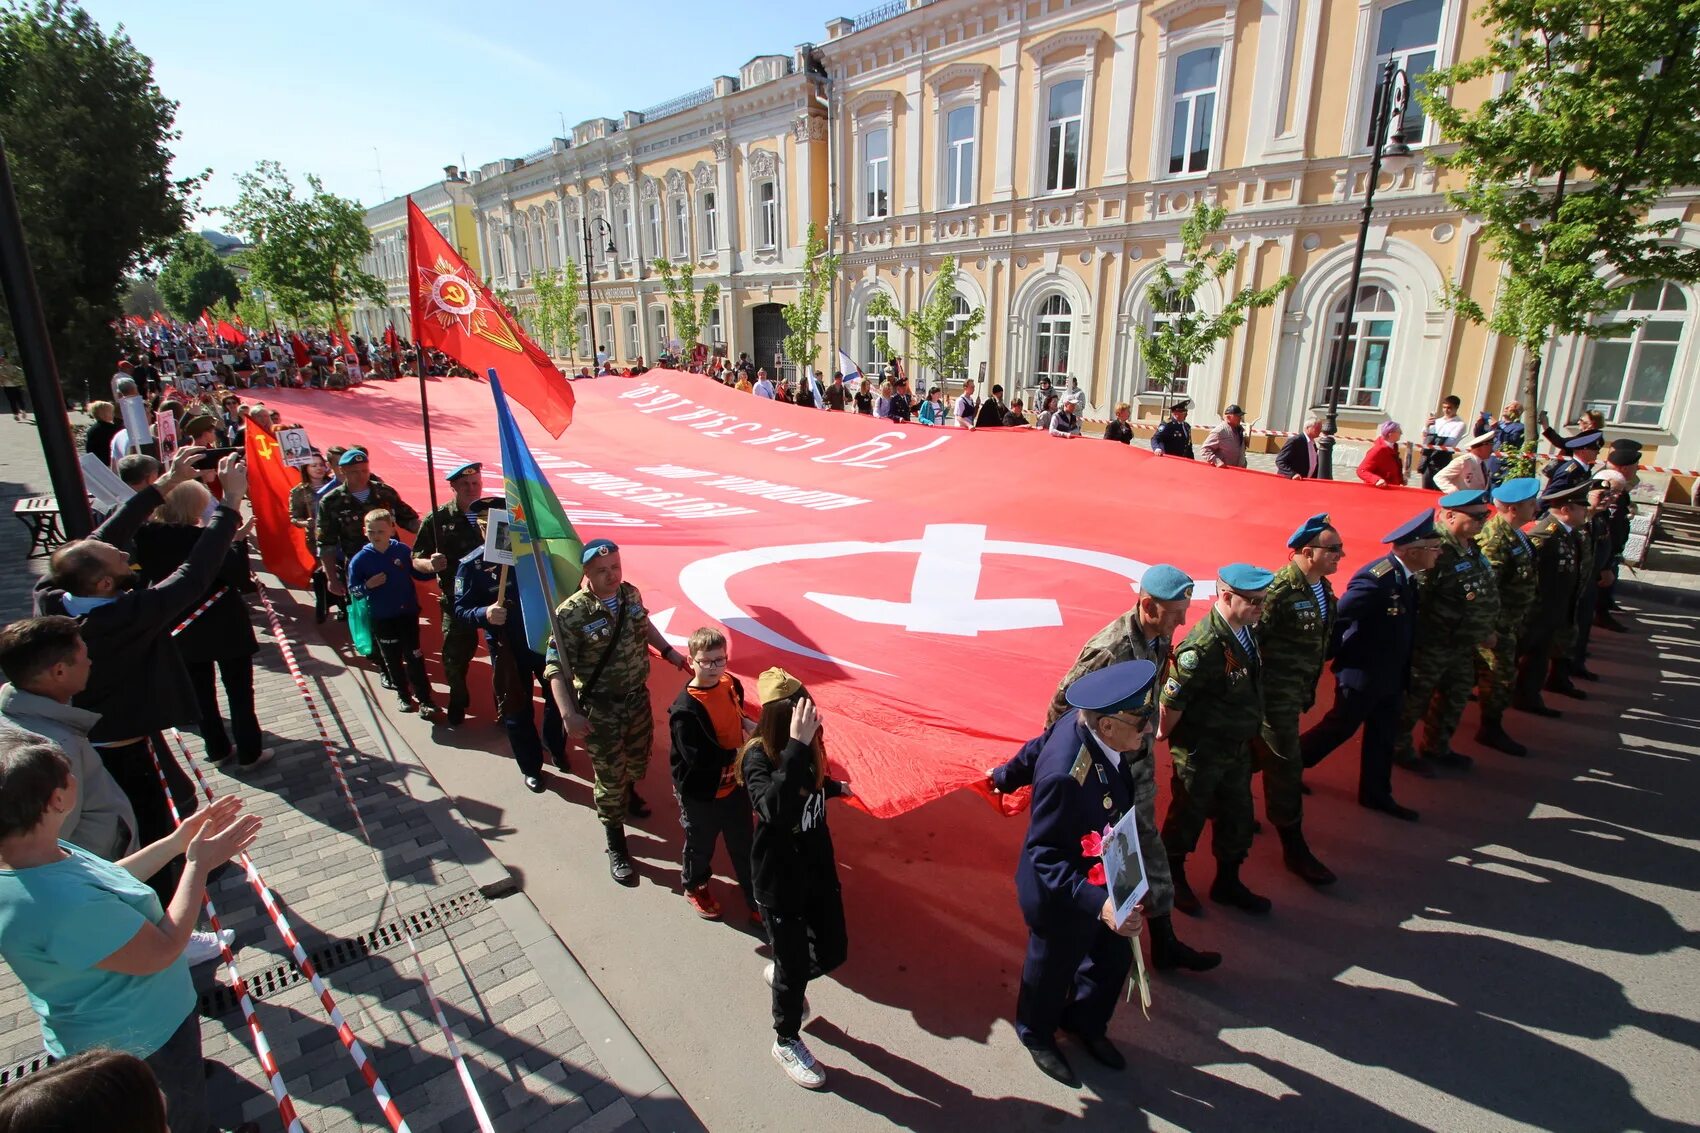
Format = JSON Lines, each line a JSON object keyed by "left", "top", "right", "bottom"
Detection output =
{"left": 1254, "top": 515, "right": 1343, "bottom": 886}
{"left": 1158, "top": 563, "right": 1275, "bottom": 917}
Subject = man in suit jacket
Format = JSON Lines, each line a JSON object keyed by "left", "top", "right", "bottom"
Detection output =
{"left": 1541, "top": 430, "right": 1602, "bottom": 509}
{"left": 1275, "top": 415, "right": 1324, "bottom": 479}
{"left": 1297, "top": 510, "right": 1444, "bottom": 822}
{"left": 1150, "top": 399, "right": 1194, "bottom": 458}
{"left": 1434, "top": 430, "right": 1496, "bottom": 493}
{"left": 1200, "top": 405, "right": 1249, "bottom": 467}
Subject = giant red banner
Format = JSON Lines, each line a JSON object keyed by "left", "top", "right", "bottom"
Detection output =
{"left": 265, "top": 371, "right": 1431, "bottom": 817}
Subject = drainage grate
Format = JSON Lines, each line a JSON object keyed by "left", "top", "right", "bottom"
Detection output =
{"left": 196, "top": 887, "right": 489, "bottom": 1020}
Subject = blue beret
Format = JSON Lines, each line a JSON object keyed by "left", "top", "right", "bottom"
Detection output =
{"left": 1287, "top": 512, "right": 1332, "bottom": 549}
{"left": 1219, "top": 563, "right": 1275, "bottom": 592}
{"left": 1383, "top": 510, "right": 1437, "bottom": 545}
{"left": 1065, "top": 659, "right": 1158, "bottom": 715}
{"left": 1563, "top": 430, "right": 1604, "bottom": 451}
{"left": 580, "top": 537, "right": 619, "bottom": 564}
{"left": 1438, "top": 489, "right": 1488, "bottom": 510}
{"left": 445, "top": 461, "right": 482, "bottom": 482}
{"left": 1139, "top": 564, "right": 1194, "bottom": 602}
{"left": 1492, "top": 477, "right": 1540, "bottom": 504}
{"left": 337, "top": 448, "right": 368, "bottom": 466}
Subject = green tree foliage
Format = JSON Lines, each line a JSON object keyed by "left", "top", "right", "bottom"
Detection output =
{"left": 226, "top": 160, "right": 383, "bottom": 330}
{"left": 781, "top": 222, "right": 839, "bottom": 375}
{"left": 652, "top": 257, "right": 718, "bottom": 364}
{"left": 1422, "top": 0, "right": 1700, "bottom": 472}
{"left": 1135, "top": 204, "right": 1292, "bottom": 408}
{"left": 0, "top": 1, "right": 198, "bottom": 399}
{"left": 121, "top": 277, "right": 164, "bottom": 318}
{"left": 867, "top": 255, "right": 985, "bottom": 389}
{"left": 532, "top": 259, "right": 583, "bottom": 361}
{"left": 156, "top": 232, "right": 239, "bottom": 321}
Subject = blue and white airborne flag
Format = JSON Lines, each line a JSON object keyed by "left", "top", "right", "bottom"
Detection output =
{"left": 837, "top": 349, "right": 863, "bottom": 391}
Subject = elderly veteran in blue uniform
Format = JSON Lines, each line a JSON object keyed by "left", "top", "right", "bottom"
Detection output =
{"left": 1298, "top": 511, "right": 1444, "bottom": 822}
{"left": 993, "top": 564, "right": 1221, "bottom": 974}
{"left": 1541, "top": 430, "right": 1603, "bottom": 506}
{"left": 1158, "top": 563, "right": 1274, "bottom": 917}
{"left": 1011, "top": 659, "right": 1158, "bottom": 1088}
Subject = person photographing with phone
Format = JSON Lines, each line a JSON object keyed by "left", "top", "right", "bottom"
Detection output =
{"left": 738, "top": 669, "right": 853, "bottom": 1090}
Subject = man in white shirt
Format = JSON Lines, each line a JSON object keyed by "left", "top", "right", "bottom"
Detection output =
{"left": 1275, "top": 414, "right": 1324, "bottom": 479}
{"left": 954, "top": 380, "right": 979, "bottom": 428}
{"left": 1434, "top": 430, "right": 1496, "bottom": 493}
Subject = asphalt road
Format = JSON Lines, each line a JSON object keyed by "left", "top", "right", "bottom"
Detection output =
{"left": 354, "top": 593, "right": 1700, "bottom": 1133}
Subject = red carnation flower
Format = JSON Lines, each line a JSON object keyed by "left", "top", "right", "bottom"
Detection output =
{"left": 1080, "top": 830, "right": 1104, "bottom": 858}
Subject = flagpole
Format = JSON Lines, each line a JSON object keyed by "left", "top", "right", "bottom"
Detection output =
{"left": 488, "top": 367, "right": 573, "bottom": 658}
{"left": 407, "top": 196, "right": 445, "bottom": 554}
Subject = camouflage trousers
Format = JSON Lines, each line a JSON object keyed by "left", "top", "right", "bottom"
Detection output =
{"left": 583, "top": 686, "right": 653, "bottom": 825}
{"left": 1123, "top": 750, "right": 1175, "bottom": 917}
{"left": 439, "top": 610, "right": 479, "bottom": 717}
{"left": 1160, "top": 740, "right": 1255, "bottom": 865}
{"left": 1396, "top": 644, "right": 1474, "bottom": 760}
{"left": 1255, "top": 706, "right": 1306, "bottom": 830}
{"left": 1475, "top": 627, "right": 1520, "bottom": 725}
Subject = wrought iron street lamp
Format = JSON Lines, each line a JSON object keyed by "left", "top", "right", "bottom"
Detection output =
{"left": 1318, "top": 60, "right": 1413, "bottom": 479}
{"left": 580, "top": 215, "right": 617, "bottom": 364}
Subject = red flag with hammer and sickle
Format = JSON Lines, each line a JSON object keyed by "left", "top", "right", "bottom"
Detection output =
{"left": 244, "top": 419, "right": 315, "bottom": 587}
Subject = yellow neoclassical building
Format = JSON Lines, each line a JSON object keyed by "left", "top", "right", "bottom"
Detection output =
{"left": 352, "top": 171, "right": 482, "bottom": 341}
{"left": 449, "top": 0, "right": 1699, "bottom": 471}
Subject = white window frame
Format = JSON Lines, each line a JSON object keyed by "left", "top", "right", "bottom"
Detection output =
{"left": 941, "top": 105, "right": 977, "bottom": 210}
{"left": 650, "top": 305, "right": 668, "bottom": 355}
{"left": 699, "top": 190, "right": 718, "bottom": 252}
{"left": 645, "top": 199, "right": 663, "bottom": 260}
{"left": 623, "top": 306, "right": 639, "bottom": 358}
{"left": 1151, "top": 14, "right": 1238, "bottom": 181}
{"left": 1025, "top": 31, "right": 1107, "bottom": 199}
{"left": 1033, "top": 293, "right": 1074, "bottom": 384}
{"left": 1576, "top": 282, "right": 1690, "bottom": 429}
{"left": 1144, "top": 290, "right": 1198, "bottom": 394}
{"left": 1165, "top": 46, "right": 1223, "bottom": 177}
{"left": 1345, "top": 0, "right": 1460, "bottom": 154}
{"left": 943, "top": 295, "right": 972, "bottom": 383}
{"left": 1316, "top": 284, "right": 1399, "bottom": 410}
{"left": 617, "top": 205, "right": 635, "bottom": 263}
{"left": 1041, "top": 78, "right": 1085, "bottom": 195}
{"left": 863, "top": 125, "right": 890, "bottom": 217}
{"left": 670, "top": 196, "right": 690, "bottom": 261}
{"left": 755, "top": 180, "right": 778, "bottom": 250}
{"left": 863, "top": 309, "right": 890, "bottom": 374}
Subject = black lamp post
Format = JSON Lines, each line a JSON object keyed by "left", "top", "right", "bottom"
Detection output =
{"left": 1318, "top": 59, "right": 1412, "bottom": 479}
{"left": 579, "top": 215, "right": 616, "bottom": 364}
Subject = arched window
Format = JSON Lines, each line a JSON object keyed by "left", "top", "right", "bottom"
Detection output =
{"left": 943, "top": 295, "right": 972, "bottom": 384}
{"left": 645, "top": 200, "right": 662, "bottom": 258}
{"left": 1143, "top": 291, "right": 1197, "bottom": 394}
{"left": 1034, "top": 294, "right": 1073, "bottom": 384}
{"left": 531, "top": 216, "right": 547, "bottom": 276}
{"left": 700, "top": 191, "right": 718, "bottom": 251}
{"left": 650, "top": 306, "right": 668, "bottom": 355}
{"left": 756, "top": 181, "right": 778, "bottom": 249}
{"left": 671, "top": 197, "right": 690, "bottom": 260}
{"left": 1319, "top": 285, "right": 1397, "bottom": 408}
{"left": 862, "top": 306, "right": 890, "bottom": 374}
{"left": 1580, "top": 282, "right": 1687, "bottom": 427}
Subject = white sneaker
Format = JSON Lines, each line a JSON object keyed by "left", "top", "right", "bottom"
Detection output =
{"left": 185, "top": 928, "right": 234, "bottom": 966}
{"left": 772, "top": 1036, "right": 826, "bottom": 1089}
{"left": 763, "top": 961, "right": 776, "bottom": 988}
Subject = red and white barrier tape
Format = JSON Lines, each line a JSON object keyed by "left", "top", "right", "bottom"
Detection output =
{"left": 169, "top": 587, "right": 227, "bottom": 637}
{"left": 162, "top": 730, "right": 414, "bottom": 1133}
{"left": 245, "top": 578, "right": 496, "bottom": 1133}
{"left": 141, "top": 737, "right": 306, "bottom": 1133}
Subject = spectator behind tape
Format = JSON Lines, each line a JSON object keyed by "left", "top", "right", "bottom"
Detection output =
{"left": 0, "top": 1048, "right": 168, "bottom": 1133}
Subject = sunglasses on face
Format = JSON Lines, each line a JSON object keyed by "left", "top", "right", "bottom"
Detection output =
{"left": 1312, "top": 542, "right": 1346, "bottom": 554}
{"left": 1228, "top": 591, "right": 1267, "bottom": 606}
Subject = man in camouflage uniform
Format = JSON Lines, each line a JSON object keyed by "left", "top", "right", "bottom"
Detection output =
{"left": 1395, "top": 489, "right": 1499, "bottom": 776}
{"left": 1255, "top": 514, "right": 1341, "bottom": 886}
{"left": 319, "top": 448, "right": 420, "bottom": 593}
{"left": 1474, "top": 477, "right": 1541, "bottom": 756}
{"left": 1515, "top": 482, "right": 1589, "bottom": 717}
{"left": 1000, "top": 563, "right": 1219, "bottom": 972}
{"left": 1158, "top": 563, "right": 1274, "bottom": 917}
{"left": 411, "top": 462, "right": 498, "bottom": 727}
{"left": 544, "top": 538, "right": 690, "bottom": 884}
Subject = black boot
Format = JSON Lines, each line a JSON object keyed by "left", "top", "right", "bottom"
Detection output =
{"left": 1475, "top": 718, "right": 1528, "bottom": 757}
{"left": 626, "top": 785, "right": 652, "bottom": 820}
{"left": 605, "top": 824, "right": 637, "bottom": 886}
{"left": 1170, "top": 857, "right": 1200, "bottom": 915}
{"left": 1209, "top": 860, "right": 1272, "bottom": 914}
{"left": 1148, "top": 914, "right": 1221, "bottom": 972}
{"left": 1277, "top": 826, "right": 1337, "bottom": 886}
{"left": 1545, "top": 660, "right": 1587, "bottom": 700}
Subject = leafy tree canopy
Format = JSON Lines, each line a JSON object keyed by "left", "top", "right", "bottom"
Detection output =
{"left": 868, "top": 255, "right": 984, "bottom": 389}
{"left": 156, "top": 231, "right": 239, "bottom": 321}
{"left": 226, "top": 160, "right": 382, "bottom": 329}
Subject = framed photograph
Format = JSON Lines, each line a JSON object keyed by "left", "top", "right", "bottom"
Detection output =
{"left": 277, "top": 426, "right": 314, "bottom": 467}
{"left": 117, "top": 394, "right": 151, "bottom": 445}
{"left": 482, "top": 508, "right": 516, "bottom": 566}
{"left": 154, "top": 409, "right": 179, "bottom": 463}
{"left": 195, "top": 358, "right": 213, "bottom": 374}
{"left": 1101, "top": 808, "right": 1148, "bottom": 929}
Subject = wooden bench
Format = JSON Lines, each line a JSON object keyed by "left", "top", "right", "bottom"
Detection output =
{"left": 13, "top": 495, "right": 65, "bottom": 559}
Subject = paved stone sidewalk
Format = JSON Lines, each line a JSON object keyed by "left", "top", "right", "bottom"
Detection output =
{"left": 0, "top": 415, "right": 699, "bottom": 1132}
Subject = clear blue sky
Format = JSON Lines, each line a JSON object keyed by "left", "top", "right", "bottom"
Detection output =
{"left": 80, "top": 0, "right": 858, "bottom": 226}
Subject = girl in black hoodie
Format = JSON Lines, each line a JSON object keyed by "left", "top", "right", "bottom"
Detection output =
{"left": 739, "top": 668, "right": 852, "bottom": 1090}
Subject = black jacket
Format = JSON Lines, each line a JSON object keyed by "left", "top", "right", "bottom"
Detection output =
{"left": 1276, "top": 433, "right": 1319, "bottom": 478}
{"left": 973, "top": 399, "right": 1006, "bottom": 428}
{"left": 742, "top": 738, "right": 846, "bottom": 911}
{"left": 130, "top": 522, "right": 258, "bottom": 663}
{"left": 35, "top": 485, "right": 240, "bottom": 740}
{"left": 668, "top": 676, "right": 747, "bottom": 800}
{"left": 84, "top": 420, "right": 121, "bottom": 461}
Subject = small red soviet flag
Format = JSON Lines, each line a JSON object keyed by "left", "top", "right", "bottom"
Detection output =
{"left": 244, "top": 420, "right": 315, "bottom": 588}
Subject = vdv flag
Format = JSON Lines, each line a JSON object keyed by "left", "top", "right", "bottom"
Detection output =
{"left": 490, "top": 369, "right": 583, "bottom": 653}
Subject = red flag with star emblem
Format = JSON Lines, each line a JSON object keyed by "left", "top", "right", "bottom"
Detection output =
{"left": 405, "top": 197, "right": 573, "bottom": 435}
{"left": 243, "top": 417, "right": 315, "bottom": 587}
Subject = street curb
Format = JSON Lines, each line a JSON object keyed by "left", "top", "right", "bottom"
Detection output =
{"left": 278, "top": 595, "right": 704, "bottom": 1133}
{"left": 1617, "top": 578, "right": 1700, "bottom": 611}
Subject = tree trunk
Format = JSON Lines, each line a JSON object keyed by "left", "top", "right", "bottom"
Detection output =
{"left": 1521, "top": 342, "right": 1542, "bottom": 453}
